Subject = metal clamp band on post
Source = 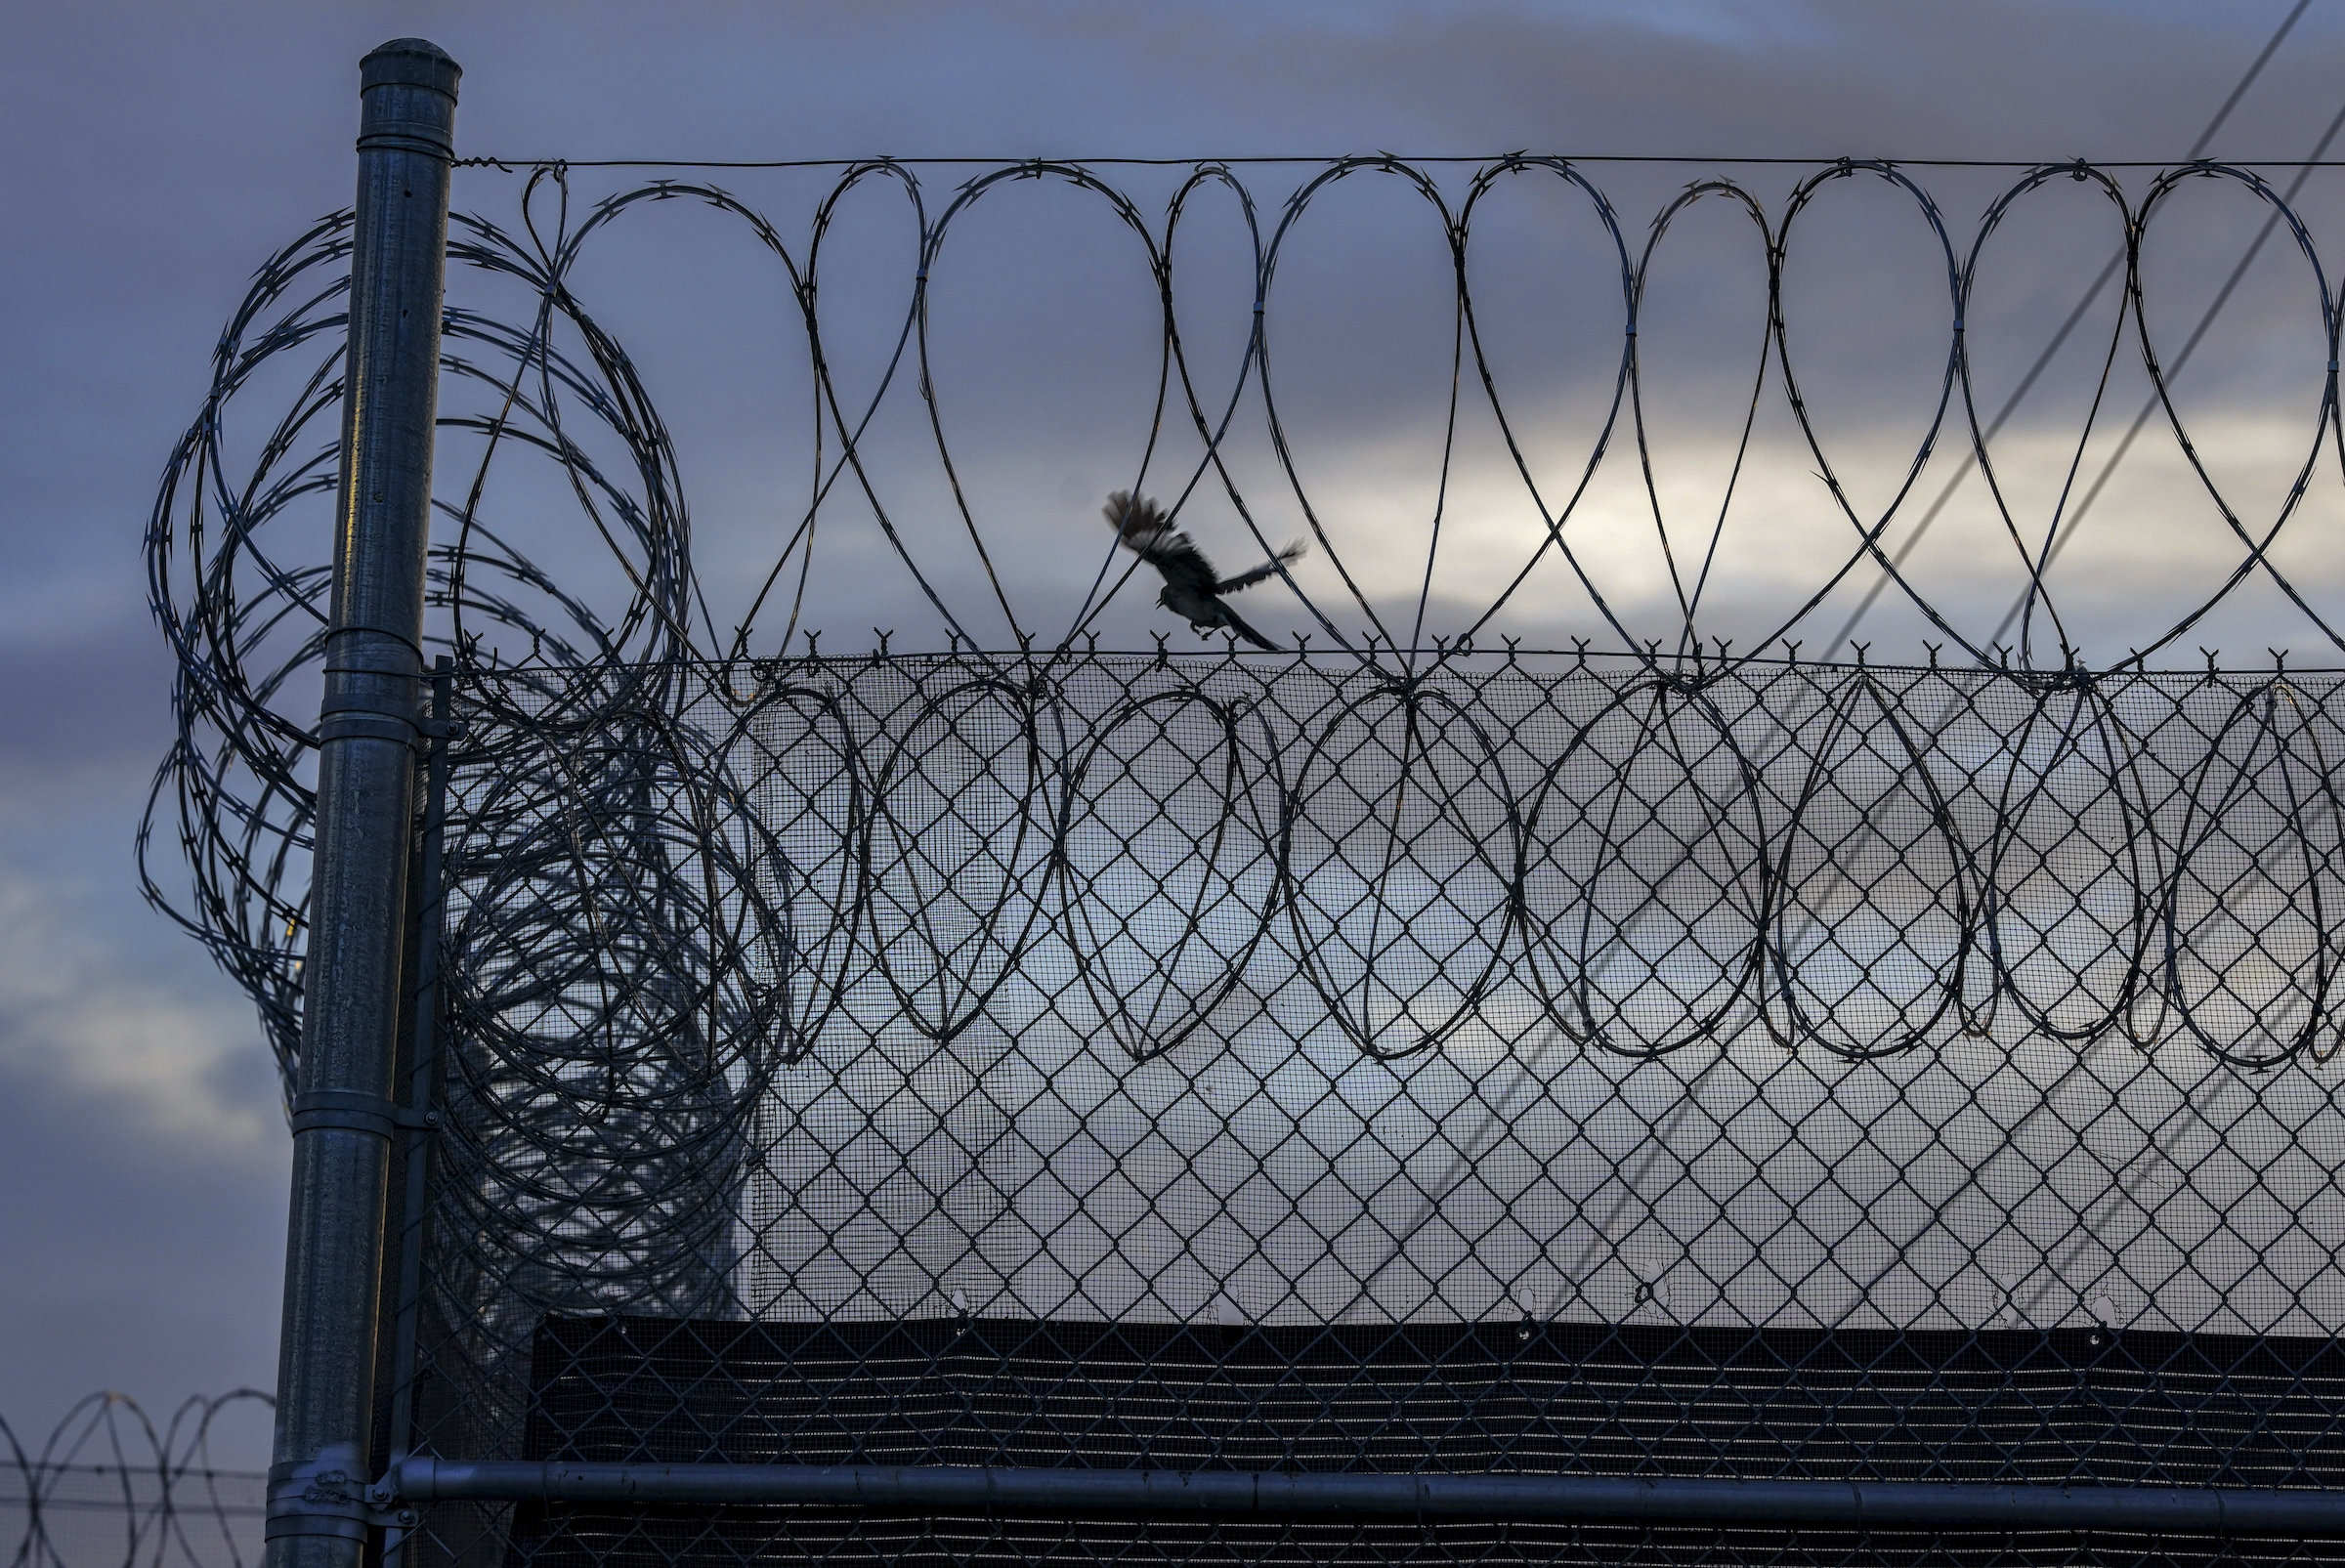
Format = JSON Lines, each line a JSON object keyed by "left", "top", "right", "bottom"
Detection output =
{"left": 318, "top": 627, "right": 428, "bottom": 745}
{"left": 311, "top": 701, "right": 460, "bottom": 750}
{"left": 316, "top": 712, "right": 421, "bottom": 746}
{"left": 267, "top": 1459, "right": 415, "bottom": 1544}
{"left": 288, "top": 1089, "right": 438, "bottom": 1139}
{"left": 356, "top": 125, "right": 455, "bottom": 160}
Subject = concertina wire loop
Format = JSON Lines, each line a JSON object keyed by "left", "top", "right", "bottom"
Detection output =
{"left": 0, "top": 1392, "right": 271, "bottom": 1568}
{"left": 131, "top": 152, "right": 2345, "bottom": 1568}
{"left": 140, "top": 156, "right": 2345, "bottom": 1091}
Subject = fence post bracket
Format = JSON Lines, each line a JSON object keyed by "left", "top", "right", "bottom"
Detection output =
{"left": 266, "top": 1455, "right": 419, "bottom": 1542}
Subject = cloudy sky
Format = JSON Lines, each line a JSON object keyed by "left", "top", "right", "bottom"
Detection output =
{"left": 7, "top": 0, "right": 2345, "bottom": 1471}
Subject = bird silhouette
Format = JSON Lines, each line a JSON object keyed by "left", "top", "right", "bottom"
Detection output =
{"left": 1104, "top": 491, "right": 1303, "bottom": 652}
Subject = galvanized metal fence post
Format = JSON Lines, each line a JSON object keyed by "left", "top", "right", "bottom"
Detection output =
{"left": 263, "top": 38, "right": 458, "bottom": 1568}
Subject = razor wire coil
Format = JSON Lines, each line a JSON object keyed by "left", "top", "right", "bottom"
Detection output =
{"left": 139, "top": 155, "right": 2345, "bottom": 1084}
{"left": 0, "top": 1394, "right": 270, "bottom": 1568}
{"left": 135, "top": 156, "right": 2345, "bottom": 1568}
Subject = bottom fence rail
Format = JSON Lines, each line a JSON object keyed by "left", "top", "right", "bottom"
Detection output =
{"left": 385, "top": 1459, "right": 2345, "bottom": 1538}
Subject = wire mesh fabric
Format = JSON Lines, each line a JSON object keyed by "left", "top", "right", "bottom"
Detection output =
{"left": 374, "top": 649, "right": 2345, "bottom": 1564}
{"left": 482, "top": 1515, "right": 2345, "bottom": 1568}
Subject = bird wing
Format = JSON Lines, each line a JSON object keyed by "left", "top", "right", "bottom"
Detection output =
{"left": 1103, "top": 490, "right": 1173, "bottom": 553}
{"left": 1150, "top": 536, "right": 1221, "bottom": 597}
{"left": 1215, "top": 540, "right": 1307, "bottom": 595}
{"left": 1105, "top": 490, "right": 1220, "bottom": 595}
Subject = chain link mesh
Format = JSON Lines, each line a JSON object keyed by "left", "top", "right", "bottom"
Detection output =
{"left": 370, "top": 650, "right": 2345, "bottom": 1566}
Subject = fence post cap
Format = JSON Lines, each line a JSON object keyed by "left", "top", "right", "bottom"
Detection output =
{"left": 362, "top": 38, "right": 461, "bottom": 99}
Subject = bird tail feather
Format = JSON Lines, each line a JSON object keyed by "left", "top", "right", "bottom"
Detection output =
{"left": 1215, "top": 539, "right": 1307, "bottom": 595}
{"left": 1218, "top": 604, "right": 1282, "bottom": 652}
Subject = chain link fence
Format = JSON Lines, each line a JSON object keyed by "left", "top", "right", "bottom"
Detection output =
{"left": 2, "top": 1395, "right": 270, "bottom": 1568}
{"left": 355, "top": 650, "right": 2345, "bottom": 1566}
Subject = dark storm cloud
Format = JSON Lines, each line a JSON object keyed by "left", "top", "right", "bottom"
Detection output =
{"left": 2, "top": 0, "right": 2339, "bottom": 1463}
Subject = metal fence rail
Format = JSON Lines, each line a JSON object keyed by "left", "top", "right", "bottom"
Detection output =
{"left": 388, "top": 1456, "right": 2345, "bottom": 1536}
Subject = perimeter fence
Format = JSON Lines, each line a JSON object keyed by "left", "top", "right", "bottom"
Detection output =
{"left": 381, "top": 648, "right": 2345, "bottom": 1568}
{"left": 138, "top": 37, "right": 2345, "bottom": 1568}
{"left": 1, "top": 1394, "right": 270, "bottom": 1568}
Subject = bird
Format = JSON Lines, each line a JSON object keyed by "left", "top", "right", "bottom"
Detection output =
{"left": 1103, "top": 490, "right": 1304, "bottom": 652}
